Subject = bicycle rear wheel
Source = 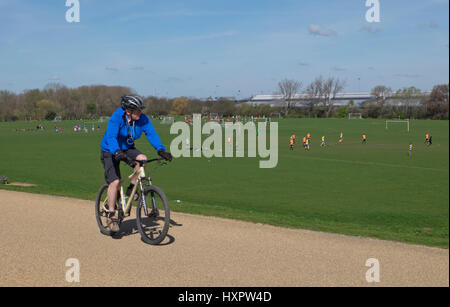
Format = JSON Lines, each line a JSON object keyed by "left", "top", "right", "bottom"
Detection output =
{"left": 136, "top": 185, "right": 170, "bottom": 245}
{"left": 95, "top": 184, "right": 122, "bottom": 236}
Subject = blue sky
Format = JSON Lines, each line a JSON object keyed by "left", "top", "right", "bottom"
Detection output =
{"left": 0, "top": 0, "right": 448, "bottom": 98}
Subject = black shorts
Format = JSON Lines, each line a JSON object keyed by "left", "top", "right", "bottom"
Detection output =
{"left": 100, "top": 148, "right": 143, "bottom": 184}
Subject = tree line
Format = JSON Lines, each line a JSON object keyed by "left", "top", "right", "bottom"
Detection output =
{"left": 0, "top": 81, "right": 448, "bottom": 122}
{"left": 277, "top": 78, "right": 448, "bottom": 120}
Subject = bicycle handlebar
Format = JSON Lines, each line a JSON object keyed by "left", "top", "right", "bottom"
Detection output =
{"left": 135, "top": 158, "right": 168, "bottom": 166}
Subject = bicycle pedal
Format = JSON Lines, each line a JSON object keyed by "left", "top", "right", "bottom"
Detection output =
{"left": 148, "top": 210, "right": 159, "bottom": 218}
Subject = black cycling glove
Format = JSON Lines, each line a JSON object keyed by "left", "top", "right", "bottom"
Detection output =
{"left": 158, "top": 149, "right": 173, "bottom": 162}
{"left": 115, "top": 150, "right": 137, "bottom": 168}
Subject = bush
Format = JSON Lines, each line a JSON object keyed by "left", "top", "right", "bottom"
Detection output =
{"left": 45, "top": 111, "right": 57, "bottom": 121}
{"left": 337, "top": 106, "right": 348, "bottom": 118}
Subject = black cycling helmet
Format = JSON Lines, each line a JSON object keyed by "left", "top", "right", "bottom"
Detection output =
{"left": 121, "top": 95, "right": 145, "bottom": 111}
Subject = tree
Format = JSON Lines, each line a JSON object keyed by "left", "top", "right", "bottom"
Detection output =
{"left": 45, "top": 111, "right": 57, "bottom": 121}
{"left": 372, "top": 86, "right": 392, "bottom": 108}
{"left": 429, "top": 84, "right": 449, "bottom": 104}
{"left": 305, "top": 76, "right": 324, "bottom": 116}
{"left": 211, "top": 98, "right": 235, "bottom": 116}
{"left": 278, "top": 79, "right": 302, "bottom": 116}
{"left": 145, "top": 97, "right": 173, "bottom": 115}
{"left": 394, "top": 87, "right": 423, "bottom": 119}
{"left": 34, "top": 99, "right": 61, "bottom": 121}
{"left": 86, "top": 103, "right": 96, "bottom": 116}
{"left": 171, "top": 97, "right": 190, "bottom": 115}
{"left": 422, "top": 84, "right": 449, "bottom": 119}
{"left": 23, "top": 89, "right": 44, "bottom": 120}
{"left": 0, "top": 90, "right": 16, "bottom": 121}
{"left": 322, "top": 77, "right": 346, "bottom": 117}
{"left": 370, "top": 85, "right": 392, "bottom": 118}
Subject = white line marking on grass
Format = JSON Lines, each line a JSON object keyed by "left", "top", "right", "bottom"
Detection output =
{"left": 293, "top": 156, "right": 447, "bottom": 172}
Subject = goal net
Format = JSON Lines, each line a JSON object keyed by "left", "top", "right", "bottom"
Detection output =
{"left": 386, "top": 120, "right": 410, "bottom": 132}
{"left": 348, "top": 113, "right": 362, "bottom": 119}
{"left": 99, "top": 116, "right": 110, "bottom": 123}
{"left": 161, "top": 116, "right": 174, "bottom": 125}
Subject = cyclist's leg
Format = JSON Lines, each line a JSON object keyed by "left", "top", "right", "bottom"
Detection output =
{"left": 107, "top": 180, "right": 120, "bottom": 212}
{"left": 125, "top": 148, "right": 147, "bottom": 185}
{"left": 106, "top": 181, "right": 120, "bottom": 232}
{"left": 101, "top": 151, "right": 121, "bottom": 212}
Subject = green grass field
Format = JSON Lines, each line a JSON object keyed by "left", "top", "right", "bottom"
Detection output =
{"left": 0, "top": 118, "right": 448, "bottom": 248}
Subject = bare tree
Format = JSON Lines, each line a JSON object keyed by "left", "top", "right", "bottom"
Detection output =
{"left": 322, "top": 77, "right": 346, "bottom": 117}
{"left": 0, "top": 90, "right": 16, "bottom": 121}
{"left": 305, "top": 76, "right": 324, "bottom": 116}
{"left": 394, "top": 87, "right": 423, "bottom": 119}
{"left": 372, "top": 85, "right": 392, "bottom": 106}
{"left": 278, "top": 79, "right": 302, "bottom": 115}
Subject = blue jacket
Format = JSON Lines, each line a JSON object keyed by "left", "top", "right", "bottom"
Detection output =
{"left": 101, "top": 108, "right": 166, "bottom": 154}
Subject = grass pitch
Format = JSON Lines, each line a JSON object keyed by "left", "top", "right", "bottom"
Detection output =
{"left": 0, "top": 118, "right": 448, "bottom": 247}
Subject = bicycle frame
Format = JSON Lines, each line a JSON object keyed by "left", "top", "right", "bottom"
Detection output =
{"left": 101, "top": 164, "right": 152, "bottom": 217}
{"left": 121, "top": 166, "right": 148, "bottom": 216}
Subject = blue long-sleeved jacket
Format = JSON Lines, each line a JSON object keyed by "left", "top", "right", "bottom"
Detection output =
{"left": 100, "top": 108, "right": 166, "bottom": 154}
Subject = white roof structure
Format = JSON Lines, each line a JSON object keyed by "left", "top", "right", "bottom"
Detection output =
{"left": 248, "top": 92, "right": 374, "bottom": 107}
{"left": 247, "top": 91, "right": 431, "bottom": 107}
{"left": 250, "top": 92, "right": 372, "bottom": 101}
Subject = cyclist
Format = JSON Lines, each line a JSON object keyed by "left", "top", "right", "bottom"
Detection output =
{"left": 100, "top": 95, "right": 173, "bottom": 232}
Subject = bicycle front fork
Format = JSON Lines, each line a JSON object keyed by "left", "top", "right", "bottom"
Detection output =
{"left": 139, "top": 178, "right": 158, "bottom": 217}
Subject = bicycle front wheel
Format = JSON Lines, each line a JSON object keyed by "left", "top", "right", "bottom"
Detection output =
{"left": 136, "top": 185, "right": 170, "bottom": 245}
{"left": 95, "top": 183, "right": 121, "bottom": 236}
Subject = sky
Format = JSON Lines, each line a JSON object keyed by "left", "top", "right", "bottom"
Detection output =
{"left": 0, "top": 0, "right": 448, "bottom": 98}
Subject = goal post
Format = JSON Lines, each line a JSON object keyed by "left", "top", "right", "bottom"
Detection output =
{"left": 348, "top": 113, "right": 362, "bottom": 119}
{"left": 386, "top": 120, "right": 410, "bottom": 132}
{"left": 161, "top": 116, "right": 174, "bottom": 125}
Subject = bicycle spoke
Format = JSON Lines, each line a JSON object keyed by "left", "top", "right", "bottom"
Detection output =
{"left": 137, "top": 186, "right": 170, "bottom": 245}
{"left": 95, "top": 184, "right": 122, "bottom": 236}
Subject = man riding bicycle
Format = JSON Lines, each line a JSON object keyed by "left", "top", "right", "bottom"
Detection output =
{"left": 100, "top": 95, "right": 173, "bottom": 232}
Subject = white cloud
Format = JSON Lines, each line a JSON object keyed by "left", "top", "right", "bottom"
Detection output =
{"left": 332, "top": 66, "right": 346, "bottom": 72}
{"left": 361, "top": 25, "right": 382, "bottom": 34}
{"left": 394, "top": 74, "right": 422, "bottom": 78}
{"left": 308, "top": 24, "right": 336, "bottom": 37}
{"left": 48, "top": 75, "right": 60, "bottom": 81}
{"left": 165, "top": 31, "right": 236, "bottom": 43}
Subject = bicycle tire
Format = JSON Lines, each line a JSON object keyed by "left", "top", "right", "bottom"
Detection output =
{"left": 95, "top": 183, "right": 121, "bottom": 236}
{"left": 136, "top": 185, "right": 170, "bottom": 245}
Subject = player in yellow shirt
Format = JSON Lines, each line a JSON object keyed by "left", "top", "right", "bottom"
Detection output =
{"left": 408, "top": 143, "right": 414, "bottom": 156}
{"left": 362, "top": 133, "right": 367, "bottom": 145}
{"left": 338, "top": 131, "right": 343, "bottom": 144}
{"left": 320, "top": 135, "right": 326, "bottom": 147}
{"left": 289, "top": 138, "right": 294, "bottom": 151}
{"left": 305, "top": 138, "right": 310, "bottom": 151}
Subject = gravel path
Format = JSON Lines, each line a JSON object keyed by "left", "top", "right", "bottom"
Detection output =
{"left": 0, "top": 190, "right": 448, "bottom": 287}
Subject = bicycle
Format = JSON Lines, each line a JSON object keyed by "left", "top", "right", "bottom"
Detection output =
{"left": 95, "top": 158, "right": 170, "bottom": 245}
